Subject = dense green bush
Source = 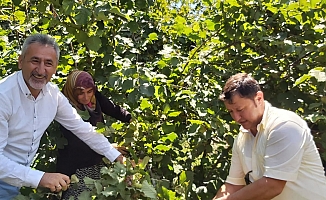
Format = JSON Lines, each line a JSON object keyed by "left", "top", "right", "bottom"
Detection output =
{"left": 1, "top": 0, "right": 326, "bottom": 199}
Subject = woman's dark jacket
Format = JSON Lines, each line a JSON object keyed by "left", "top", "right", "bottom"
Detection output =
{"left": 56, "top": 91, "right": 131, "bottom": 177}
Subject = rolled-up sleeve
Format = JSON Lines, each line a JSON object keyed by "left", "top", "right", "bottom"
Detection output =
{"left": 225, "top": 136, "right": 246, "bottom": 185}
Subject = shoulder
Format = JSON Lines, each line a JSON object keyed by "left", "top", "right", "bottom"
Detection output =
{"left": 95, "top": 90, "right": 111, "bottom": 103}
{"left": 0, "top": 72, "right": 20, "bottom": 100}
{"left": 0, "top": 72, "right": 19, "bottom": 92}
{"left": 44, "top": 82, "right": 62, "bottom": 96}
{"left": 0, "top": 73, "right": 20, "bottom": 112}
{"left": 268, "top": 105, "right": 307, "bottom": 130}
{"left": 95, "top": 90, "right": 105, "bottom": 98}
{"left": 267, "top": 107, "right": 309, "bottom": 140}
{"left": 46, "top": 81, "right": 60, "bottom": 91}
{"left": 43, "top": 82, "right": 67, "bottom": 104}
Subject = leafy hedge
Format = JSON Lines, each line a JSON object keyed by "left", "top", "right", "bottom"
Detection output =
{"left": 1, "top": 0, "right": 326, "bottom": 199}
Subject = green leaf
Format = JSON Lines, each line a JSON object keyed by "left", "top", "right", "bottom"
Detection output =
{"left": 183, "top": 26, "right": 193, "bottom": 36}
{"left": 83, "top": 177, "right": 95, "bottom": 186}
{"left": 170, "top": 57, "right": 179, "bottom": 66}
{"left": 14, "top": 11, "right": 25, "bottom": 24}
{"left": 62, "top": 0, "right": 75, "bottom": 15}
{"left": 188, "top": 124, "right": 200, "bottom": 134}
{"left": 70, "top": 174, "right": 79, "bottom": 184}
{"left": 85, "top": 36, "right": 102, "bottom": 52}
{"left": 167, "top": 111, "right": 182, "bottom": 117}
{"left": 161, "top": 186, "right": 176, "bottom": 199}
{"left": 321, "top": 97, "right": 326, "bottom": 104}
{"left": 108, "top": 75, "right": 120, "bottom": 87}
{"left": 188, "top": 119, "right": 205, "bottom": 125}
{"left": 109, "top": 6, "right": 129, "bottom": 20}
{"left": 174, "top": 16, "right": 187, "bottom": 34}
{"left": 294, "top": 74, "right": 311, "bottom": 85}
{"left": 141, "top": 180, "right": 157, "bottom": 199}
{"left": 139, "top": 156, "right": 150, "bottom": 169}
{"left": 113, "top": 162, "right": 127, "bottom": 174}
{"left": 122, "top": 79, "right": 134, "bottom": 91}
{"left": 140, "top": 83, "right": 155, "bottom": 97}
{"left": 192, "top": 22, "right": 200, "bottom": 32}
{"left": 135, "top": 0, "right": 148, "bottom": 9}
{"left": 162, "top": 132, "right": 178, "bottom": 142}
{"left": 12, "top": 0, "right": 22, "bottom": 6}
{"left": 76, "top": 31, "right": 88, "bottom": 43}
{"left": 203, "top": 0, "right": 212, "bottom": 6}
{"left": 310, "top": 0, "right": 318, "bottom": 7}
{"left": 75, "top": 8, "right": 91, "bottom": 25}
{"left": 128, "top": 21, "right": 139, "bottom": 33}
{"left": 153, "top": 155, "right": 163, "bottom": 162}
{"left": 148, "top": 32, "right": 158, "bottom": 41}
{"left": 95, "top": 181, "right": 103, "bottom": 194}
{"left": 140, "top": 98, "right": 153, "bottom": 110}
{"left": 101, "top": 186, "right": 119, "bottom": 197}
{"left": 97, "top": 11, "right": 109, "bottom": 21}
{"left": 163, "top": 104, "right": 171, "bottom": 114}
{"left": 175, "top": 15, "right": 186, "bottom": 24}
{"left": 309, "top": 102, "right": 322, "bottom": 109}
{"left": 37, "top": 1, "right": 48, "bottom": 12}
{"left": 205, "top": 19, "right": 216, "bottom": 31}
{"left": 179, "top": 171, "right": 187, "bottom": 184}
{"left": 154, "top": 144, "right": 170, "bottom": 151}
{"left": 157, "top": 60, "right": 167, "bottom": 68}
{"left": 78, "top": 191, "right": 91, "bottom": 200}
{"left": 162, "top": 122, "right": 176, "bottom": 133}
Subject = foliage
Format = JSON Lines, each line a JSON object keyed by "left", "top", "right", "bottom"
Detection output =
{"left": 1, "top": 0, "right": 326, "bottom": 199}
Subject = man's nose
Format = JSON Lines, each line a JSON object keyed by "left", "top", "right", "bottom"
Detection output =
{"left": 36, "top": 62, "right": 46, "bottom": 74}
{"left": 233, "top": 112, "right": 241, "bottom": 122}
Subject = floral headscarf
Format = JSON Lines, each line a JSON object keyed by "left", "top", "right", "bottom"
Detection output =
{"left": 62, "top": 70, "right": 96, "bottom": 110}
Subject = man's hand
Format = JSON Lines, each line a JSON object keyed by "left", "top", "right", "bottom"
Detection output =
{"left": 39, "top": 173, "right": 70, "bottom": 192}
{"left": 112, "top": 143, "right": 129, "bottom": 156}
{"left": 213, "top": 194, "right": 228, "bottom": 200}
{"left": 213, "top": 183, "right": 244, "bottom": 200}
{"left": 115, "top": 154, "right": 124, "bottom": 164}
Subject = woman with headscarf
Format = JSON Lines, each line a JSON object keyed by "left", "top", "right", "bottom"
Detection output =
{"left": 56, "top": 70, "right": 132, "bottom": 199}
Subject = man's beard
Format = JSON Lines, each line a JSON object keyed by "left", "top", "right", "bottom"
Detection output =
{"left": 28, "top": 72, "right": 47, "bottom": 90}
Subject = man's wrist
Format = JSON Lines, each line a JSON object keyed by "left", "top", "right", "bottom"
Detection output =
{"left": 115, "top": 154, "right": 124, "bottom": 164}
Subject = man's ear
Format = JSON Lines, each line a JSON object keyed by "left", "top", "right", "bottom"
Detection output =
{"left": 256, "top": 91, "right": 264, "bottom": 102}
{"left": 18, "top": 55, "right": 23, "bottom": 69}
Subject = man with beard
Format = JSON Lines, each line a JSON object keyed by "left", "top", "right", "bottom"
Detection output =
{"left": 0, "top": 34, "right": 125, "bottom": 199}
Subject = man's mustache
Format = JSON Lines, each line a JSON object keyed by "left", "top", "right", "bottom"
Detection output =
{"left": 31, "top": 71, "right": 47, "bottom": 79}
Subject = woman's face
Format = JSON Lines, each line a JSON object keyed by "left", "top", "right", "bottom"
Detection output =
{"left": 77, "top": 87, "right": 94, "bottom": 105}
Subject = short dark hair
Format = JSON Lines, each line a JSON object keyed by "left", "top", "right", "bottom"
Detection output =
{"left": 219, "top": 73, "right": 261, "bottom": 103}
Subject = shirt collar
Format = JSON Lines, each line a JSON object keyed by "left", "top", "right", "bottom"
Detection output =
{"left": 239, "top": 101, "right": 271, "bottom": 135}
{"left": 17, "top": 70, "right": 49, "bottom": 98}
{"left": 256, "top": 101, "right": 271, "bottom": 133}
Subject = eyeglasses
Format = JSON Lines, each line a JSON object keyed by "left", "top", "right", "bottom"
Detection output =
{"left": 245, "top": 170, "right": 252, "bottom": 185}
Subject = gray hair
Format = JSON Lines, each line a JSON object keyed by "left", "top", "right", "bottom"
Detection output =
{"left": 21, "top": 34, "right": 60, "bottom": 61}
